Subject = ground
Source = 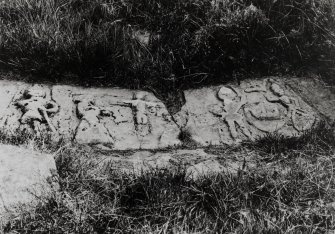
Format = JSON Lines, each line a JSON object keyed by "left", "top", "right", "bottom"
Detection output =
{"left": 2, "top": 121, "right": 335, "bottom": 233}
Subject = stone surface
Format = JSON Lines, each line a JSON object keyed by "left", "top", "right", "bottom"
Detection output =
{"left": 186, "top": 159, "right": 226, "bottom": 179}
{"left": 0, "top": 81, "right": 30, "bottom": 134}
{"left": 174, "top": 78, "right": 319, "bottom": 146}
{"left": 92, "top": 149, "right": 243, "bottom": 179}
{"left": 95, "top": 149, "right": 213, "bottom": 175}
{"left": 16, "top": 86, "right": 59, "bottom": 136}
{"left": 64, "top": 87, "right": 181, "bottom": 150}
{"left": 0, "top": 144, "right": 58, "bottom": 227}
{"left": 285, "top": 77, "right": 335, "bottom": 123}
{"left": 0, "top": 77, "right": 325, "bottom": 149}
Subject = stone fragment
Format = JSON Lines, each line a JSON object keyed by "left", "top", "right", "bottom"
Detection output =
{"left": 0, "top": 81, "right": 30, "bottom": 133}
{"left": 285, "top": 77, "right": 335, "bottom": 123}
{"left": 95, "top": 149, "right": 220, "bottom": 176}
{"left": 186, "top": 160, "right": 226, "bottom": 180}
{"left": 174, "top": 78, "right": 319, "bottom": 146}
{"left": 0, "top": 144, "right": 58, "bottom": 228}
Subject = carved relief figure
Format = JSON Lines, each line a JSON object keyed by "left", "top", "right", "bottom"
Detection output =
{"left": 16, "top": 87, "right": 58, "bottom": 134}
{"left": 75, "top": 97, "right": 113, "bottom": 144}
{"left": 121, "top": 92, "right": 161, "bottom": 124}
{"left": 244, "top": 79, "right": 267, "bottom": 93}
{"left": 119, "top": 91, "right": 162, "bottom": 135}
{"left": 77, "top": 98, "right": 101, "bottom": 125}
{"left": 266, "top": 82, "right": 315, "bottom": 131}
{"left": 243, "top": 79, "right": 286, "bottom": 132}
{"left": 209, "top": 86, "right": 253, "bottom": 142}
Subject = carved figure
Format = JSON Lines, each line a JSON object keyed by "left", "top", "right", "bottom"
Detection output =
{"left": 16, "top": 87, "right": 58, "bottom": 133}
{"left": 75, "top": 97, "right": 113, "bottom": 144}
{"left": 247, "top": 102, "right": 280, "bottom": 120}
{"left": 244, "top": 79, "right": 267, "bottom": 93}
{"left": 244, "top": 101, "right": 286, "bottom": 133}
{"left": 209, "top": 86, "right": 253, "bottom": 142}
{"left": 121, "top": 92, "right": 161, "bottom": 125}
{"left": 77, "top": 98, "right": 101, "bottom": 125}
{"left": 243, "top": 79, "right": 286, "bottom": 132}
{"left": 266, "top": 82, "right": 315, "bottom": 131}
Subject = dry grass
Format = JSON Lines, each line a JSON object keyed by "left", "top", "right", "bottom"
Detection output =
{"left": 1, "top": 124, "right": 335, "bottom": 233}
{"left": 0, "top": 0, "right": 333, "bottom": 89}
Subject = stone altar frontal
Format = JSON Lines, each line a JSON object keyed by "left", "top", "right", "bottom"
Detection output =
{"left": 0, "top": 82, "right": 181, "bottom": 150}
{"left": 174, "top": 78, "right": 319, "bottom": 146}
{"left": 0, "top": 78, "right": 321, "bottom": 148}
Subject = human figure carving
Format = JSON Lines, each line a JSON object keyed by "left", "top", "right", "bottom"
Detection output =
{"left": 16, "top": 87, "right": 58, "bottom": 133}
{"left": 121, "top": 92, "right": 161, "bottom": 125}
{"left": 77, "top": 98, "right": 101, "bottom": 125}
{"left": 209, "top": 86, "right": 253, "bottom": 142}
{"left": 75, "top": 97, "right": 114, "bottom": 144}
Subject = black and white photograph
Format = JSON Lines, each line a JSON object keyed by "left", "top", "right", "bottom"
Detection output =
{"left": 0, "top": 0, "right": 334, "bottom": 233}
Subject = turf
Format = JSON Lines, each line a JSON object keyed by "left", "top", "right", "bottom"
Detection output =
{"left": 2, "top": 124, "right": 335, "bottom": 233}
{"left": 0, "top": 0, "right": 333, "bottom": 90}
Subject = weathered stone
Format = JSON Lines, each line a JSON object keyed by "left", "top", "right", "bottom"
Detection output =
{"left": 174, "top": 78, "right": 319, "bottom": 146}
{"left": 186, "top": 160, "right": 226, "bottom": 179}
{"left": 285, "top": 77, "right": 335, "bottom": 123}
{"left": 0, "top": 77, "right": 323, "bottom": 149}
{"left": 0, "top": 81, "right": 181, "bottom": 150}
{"left": 55, "top": 87, "right": 181, "bottom": 150}
{"left": 0, "top": 144, "right": 58, "bottom": 228}
{"left": 93, "top": 149, "right": 222, "bottom": 176}
{"left": 16, "top": 86, "right": 59, "bottom": 136}
{"left": 0, "top": 81, "right": 30, "bottom": 133}
{"left": 51, "top": 85, "right": 79, "bottom": 140}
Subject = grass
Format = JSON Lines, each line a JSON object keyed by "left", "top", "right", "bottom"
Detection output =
{"left": 1, "top": 124, "right": 335, "bottom": 233}
{"left": 0, "top": 0, "right": 333, "bottom": 90}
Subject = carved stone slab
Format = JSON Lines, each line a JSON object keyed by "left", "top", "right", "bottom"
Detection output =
{"left": 0, "top": 81, "right": 181, "bottom": 149}
{"left": 174, "top": 78, "right": 319, "bottom": 146}
{"left": 51, "top": 86, "right": 181, "bottom": 150}
{"left": 0, "top": 78, "right": 321, "bottom": 148}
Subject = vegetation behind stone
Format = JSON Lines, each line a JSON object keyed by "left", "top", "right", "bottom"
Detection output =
{"left": 0, "top": 0, "right": 334, "bottom": 89}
